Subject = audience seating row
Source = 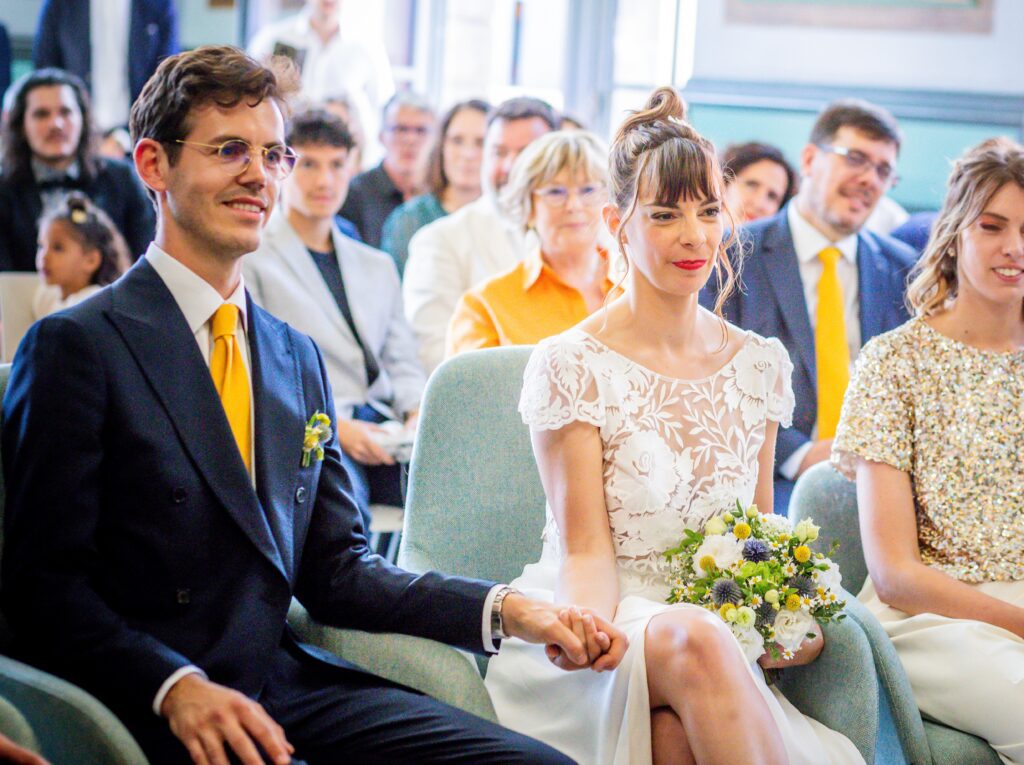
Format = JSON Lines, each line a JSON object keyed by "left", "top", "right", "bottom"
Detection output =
{"left": 0, "top": 353, "right": 999, "bottom": 763}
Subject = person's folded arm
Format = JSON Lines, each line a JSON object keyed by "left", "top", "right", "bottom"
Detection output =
{"left": 376, "top": 259, "right": 426, "bottom": 415}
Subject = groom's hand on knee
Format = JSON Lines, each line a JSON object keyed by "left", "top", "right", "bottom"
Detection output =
{"left": 161, "top": 674, "right": 295, "bottom": 765}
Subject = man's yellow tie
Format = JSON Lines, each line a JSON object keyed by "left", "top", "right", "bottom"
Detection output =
{"left": 210, "top": 304, "right": 252, "bottom": 472}
{"left": 815, "top": 247, "right": 850, "bottom": 439}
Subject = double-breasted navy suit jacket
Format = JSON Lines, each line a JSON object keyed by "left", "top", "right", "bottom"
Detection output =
{"left": 701, "top": 206, "right": 916, "bottom": 479}
{"left": 0, "top": 259, "right": 492, "bottom": 719}
{"left": 32, "top": 0, "right": 179, "bottom": 108}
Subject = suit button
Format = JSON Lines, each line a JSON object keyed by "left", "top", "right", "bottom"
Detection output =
{"left": 171, "top": 487, "right": 187, "bottom": 504}
{"left": 295, "top": 487, "right": 307, "bottom": 504}
{"left": 175, "top": 589, "right": 191, "bottom": 605}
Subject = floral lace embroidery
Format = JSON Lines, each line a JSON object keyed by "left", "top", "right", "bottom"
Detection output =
{"left": 521, "top": 329, "right": 795, "bottom": 596}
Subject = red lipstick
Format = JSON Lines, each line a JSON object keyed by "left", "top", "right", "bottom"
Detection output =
{"left": 673, "top": 259, "right": 707, "bottom": 271}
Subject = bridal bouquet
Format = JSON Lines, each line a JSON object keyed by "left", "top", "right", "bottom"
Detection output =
{"left": 664, "top": 501, "right": 846, "bottom": 663}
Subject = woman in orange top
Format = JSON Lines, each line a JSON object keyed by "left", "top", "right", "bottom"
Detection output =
{"left": 445, "top": 130, "right": 615, "bottom": 356}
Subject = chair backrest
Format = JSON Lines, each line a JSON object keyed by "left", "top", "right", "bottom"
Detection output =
{"left": 788, "top": 461, "right": 869, "bottom": 593}
{"left": 0, "top": 275, "right": 39, "bottom": 364}
{"left": 398, "top": 347, "right": 546, "bottom": 585}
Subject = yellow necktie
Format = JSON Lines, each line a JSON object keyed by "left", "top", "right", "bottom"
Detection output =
{"left": 210, "top": 304, "right": 252, "bottom": 472}
{"left": 815, "top": 247, "right": 850, "bottom": 439}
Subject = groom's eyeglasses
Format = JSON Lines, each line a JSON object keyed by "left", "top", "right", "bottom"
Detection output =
{"left": 176, "top": 139, "right": 299, "bottom": 179}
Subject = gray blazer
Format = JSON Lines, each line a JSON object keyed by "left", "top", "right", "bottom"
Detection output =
{"left": 245, "top": 212, "right": 425, "bottom": 420}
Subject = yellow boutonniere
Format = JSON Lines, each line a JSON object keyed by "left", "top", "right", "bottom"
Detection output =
{"left": 302, "top": 412, "right": 331, "bottom": 467}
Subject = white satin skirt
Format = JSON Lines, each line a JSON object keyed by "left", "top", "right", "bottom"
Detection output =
{"left": 484, "top": 554, "right": 864, "bottom": 765}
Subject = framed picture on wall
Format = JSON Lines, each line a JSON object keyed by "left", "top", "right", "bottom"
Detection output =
{"left": 724, "top": 0, "right": 994, "bottom": 34}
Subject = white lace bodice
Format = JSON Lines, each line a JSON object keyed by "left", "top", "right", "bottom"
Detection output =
{"left": 520, "top": 327, "right": 795, "bottom": 598}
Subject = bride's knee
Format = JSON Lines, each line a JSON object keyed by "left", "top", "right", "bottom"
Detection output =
{"left": 646, "top": 610, "right": 737, "bottom": 680}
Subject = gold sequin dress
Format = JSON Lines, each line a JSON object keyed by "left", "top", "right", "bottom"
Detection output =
{"left": 833, "top": 317, "right": 1024, "bottom": 764}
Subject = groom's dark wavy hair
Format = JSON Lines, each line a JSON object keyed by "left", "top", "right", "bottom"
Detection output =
{"left": 129, "top": 45, "right": 299, "bottom": 194}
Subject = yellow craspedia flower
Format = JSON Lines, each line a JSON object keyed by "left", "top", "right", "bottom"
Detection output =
{"left": 733, "top": 522, "right": 751, "bottom": 540}
{"left": 794, "top": 545, "right": 811, "bottom": 563}
{"left": 785, "top": 593, "right": 801, "bottom": 611}
{"left": 719, "top": 603, "right": 738, "bottom": 622}
{"left": 699, "top": 555, "right": 717, "bottom": 572}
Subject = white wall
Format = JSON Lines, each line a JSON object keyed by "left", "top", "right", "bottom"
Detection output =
{"left": 692, "top": 0, "right": 1024, "bottom": 95}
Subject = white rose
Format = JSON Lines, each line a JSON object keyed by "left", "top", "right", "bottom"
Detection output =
{"left": 759, "top": 513, "right": 792, "bottom": 538}
{"left": 772, "top": 609, "right": 816, "bottom": 653}
{"left": 794, "top": 518, "right": 820, "bottom": 542}
{"left": 692, "top": 534, "right": 744, "bottom": 576}
{"left": 730, "top": 624, "right": 765, "bottom": 664}
{"left": 816, "top": 560, "right": 843, "bottom": 593}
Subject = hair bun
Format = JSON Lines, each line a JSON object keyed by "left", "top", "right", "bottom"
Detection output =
{"left": 614, "top": 86, "right": 694, "bottom": 146}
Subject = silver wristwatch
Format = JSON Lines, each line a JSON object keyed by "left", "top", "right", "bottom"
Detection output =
{"left": 490, "top": 586, "right": 520, "bottom": 640}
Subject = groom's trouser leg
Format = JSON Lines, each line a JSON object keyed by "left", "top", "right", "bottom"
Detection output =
{"left": 264, "top": 645, "right": 575, "bottom": 765}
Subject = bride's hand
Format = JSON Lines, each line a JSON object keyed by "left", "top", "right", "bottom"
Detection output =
{"left": 758, "top": 622, "right": 824, "bottom": 670}
{"left": 544, "top": 608, "right": 627, "bottom": 673}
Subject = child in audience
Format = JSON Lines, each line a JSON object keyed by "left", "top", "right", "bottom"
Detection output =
{"left": 33, "top": 193, "right": 130, "bottom": 318}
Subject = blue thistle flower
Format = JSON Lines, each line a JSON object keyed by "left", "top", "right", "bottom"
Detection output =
{"left": 788, "top": 575, "right": 815, "bottom": 598}
{"left": 756, "top": 602, "right": 774, "bottom": 628}
{"left": 742, "top": 539, "right": 772, "bottom": 562}
{"left": 710, "top": 578, "right": 743, "bottom": 606}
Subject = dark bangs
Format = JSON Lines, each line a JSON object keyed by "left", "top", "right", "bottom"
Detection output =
{"left": 637, "top": 138, "right": 722, "bottom": 207}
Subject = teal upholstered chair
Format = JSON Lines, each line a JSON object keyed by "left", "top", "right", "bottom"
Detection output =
{"left": 790, "top": 462, "right": 1001, "bottom": 765}
{"left": 389, "top": 346, "right": 880, "bottom": 762}
{"left": 0, "top": 363, "right": 150, "bottom": 764}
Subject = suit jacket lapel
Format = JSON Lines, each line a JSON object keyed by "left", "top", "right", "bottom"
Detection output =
{"left": 857, "top": 234, "right": 888, "bottom": 342}
{"left": 760, "top": 216, "right": 817, "bottom": 389}
{"left": 249, "top": 300, "right": 302, "bottom": 581}
{"left": 269, "top": 215, "right": 353, "bottom": 343}
{"left": 332, "top": 229, "right": 377, "bottom": 353}
{"left": 108, "top": 261, "right": 288, "bottom": 582}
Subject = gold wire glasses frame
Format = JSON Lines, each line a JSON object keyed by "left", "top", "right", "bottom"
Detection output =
{"left": 816, "top": 144, "right": 899, "bottom": 187}
{"left": 533, "top": 183, "right": 608, "bottom": 208}
{"left": 175, "top": 139, "right": 299, "bottom": 179}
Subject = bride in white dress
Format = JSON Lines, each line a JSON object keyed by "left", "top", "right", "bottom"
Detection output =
{"left": 484, "top": 88, "right": 864, "bottom": 765}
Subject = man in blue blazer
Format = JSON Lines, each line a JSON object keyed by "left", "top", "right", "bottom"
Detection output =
{"left": 703, "top": 100, "right": 917, "bottom": 513}
{"left": 32, "top": 0, "right": 178, "bottom": 129}
{"left": 1, "top": 47, "right": 622, "bottom": 765}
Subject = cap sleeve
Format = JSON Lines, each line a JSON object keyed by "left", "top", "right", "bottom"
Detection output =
{"left": 519, "top": 335, "right": 605, "bottom": 431}
{"left": 765, "top": 337, "right": 795, "bottom": 428}
{"left": 832, "top": 332, "right": 913, "bottom": 480}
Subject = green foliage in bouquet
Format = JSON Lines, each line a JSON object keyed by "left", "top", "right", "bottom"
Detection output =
{"left": 664, "top": 500, "right": 846, "bottom": 662}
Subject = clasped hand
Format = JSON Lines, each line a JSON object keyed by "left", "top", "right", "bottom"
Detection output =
{"left": 500, "top": 594, "right": 627, "bottom": 672}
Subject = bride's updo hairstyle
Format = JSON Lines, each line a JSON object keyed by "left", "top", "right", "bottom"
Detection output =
{"left": 609, "top": 86, "right": 739, "bottom": 316}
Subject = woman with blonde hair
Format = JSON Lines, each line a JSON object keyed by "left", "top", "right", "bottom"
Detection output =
{"left": 445, "top": 129, "right": 615, "bottom": 357}
{"left": 833, "top": 137, "right": 1024, "bottom": 763}
{"left": 483, "top": 87, "right": 863, "bottom": 765}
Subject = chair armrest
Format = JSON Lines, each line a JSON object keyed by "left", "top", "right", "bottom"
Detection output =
{"left": 0, "top": 654, "right": 149, "bottom": 765}
{"left": 774, "top": 608, "right": 877, "bottom": 764}
{"left": 843, "top": 597, "right": 932, "bottom": 765}
{"left": 288, "top": 602, "right": 497, "bottom": 722}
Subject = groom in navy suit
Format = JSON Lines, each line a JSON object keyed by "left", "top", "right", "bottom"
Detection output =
{"left": 703, "top": 100, "right": 917, "bottom": 513}
{"left": 1, "top": 47, "right": 622, "bottom": 765}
